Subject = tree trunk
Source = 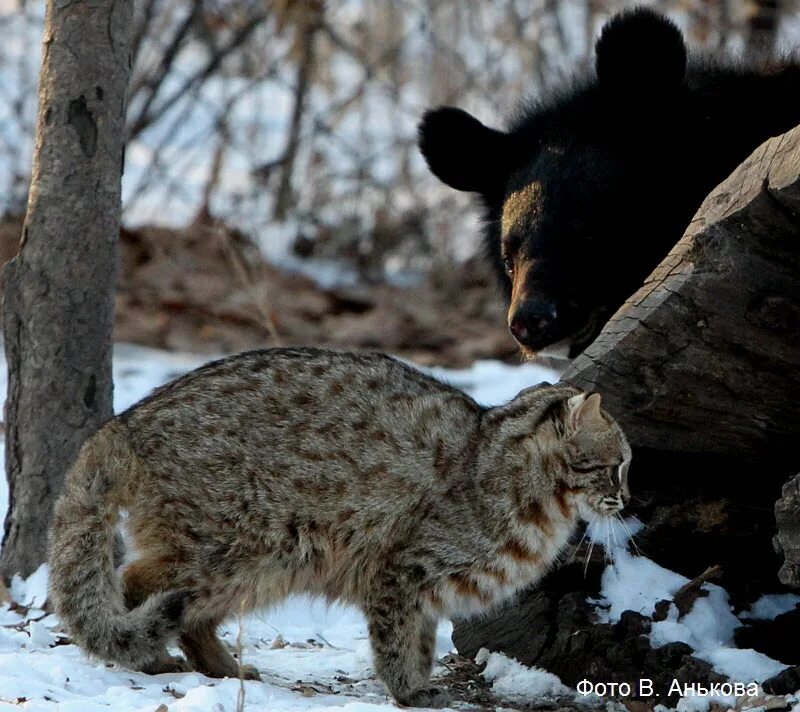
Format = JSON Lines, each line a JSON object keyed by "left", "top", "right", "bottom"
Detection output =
{"left": 452, "top": 124, "right": 800, "bottom": 697}
{"left": 273, "top": 8, "right": 320, "bottom": 221}
{"left": 1, "top": 0, "right": 132, "bottom": 579}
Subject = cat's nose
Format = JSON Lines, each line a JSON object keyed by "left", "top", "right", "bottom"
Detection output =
{"left": 509, "top": 299, "right": 558, "bottom": 349}
{"left": 620, "top": 490, "right": 630, "bottom": 507}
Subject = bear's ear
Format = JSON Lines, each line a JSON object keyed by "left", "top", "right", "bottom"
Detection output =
{"left": 595, "top": 7, "right": 687, "bottom": 96}
{"left": 418, "top": 107, "right": 514, "bottom": 194}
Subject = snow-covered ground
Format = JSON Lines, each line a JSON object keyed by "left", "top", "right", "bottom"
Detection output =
{"left": 0, "top": 345, "right": 797, "bottom": 712}
{"left": 590, "top": 520, "right": 800, "bottom": 711}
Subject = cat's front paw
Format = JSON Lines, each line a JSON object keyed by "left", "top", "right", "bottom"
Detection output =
{"left": 400, "top": 686, "right": 451, "bottom": 708}
{"left": 238, "top": 663, "right": 261, "bottom": 681}
{"left": 142, "top": 654, "right": 192, "bottom": 675}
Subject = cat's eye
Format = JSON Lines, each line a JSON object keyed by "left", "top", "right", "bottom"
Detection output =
{"left": 503, "top": 257, "right": 514, "bottom": 276}
{"left": 571, "top": 463, "right": 604, "bottom": 473}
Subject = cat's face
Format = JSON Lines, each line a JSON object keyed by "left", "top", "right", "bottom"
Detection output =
{"left": 559, "top": 393, "right": 632, "bottom": 519}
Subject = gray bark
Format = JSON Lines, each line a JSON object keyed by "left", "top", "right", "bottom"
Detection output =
{"left": 273, "top": 12, "right": 319, "bottom": 221}
{"left": 563, "top": 124, "right": 800, "bottom": 464}
{"left": 1, "top": 0, "right": 133, "bottom": 579}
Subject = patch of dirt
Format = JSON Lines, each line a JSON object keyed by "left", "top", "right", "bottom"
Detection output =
{"left": 0, "top": 216, "right": 520, "bottom": 368}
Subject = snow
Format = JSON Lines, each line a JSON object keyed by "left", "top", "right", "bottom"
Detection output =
{"left": 109, "top": 343, "right": 563, "bottom": 414}
{"left": 427, "top": 359, "right": 563, "bottom": 407}
{"left": 112, "top": 343, "right": 211, "bottom": 413}
{"left": 673, "top": 691, "right": 737, "bottom": 712}
{"left": 0, "top": 591, "right": 418, "bottom": 711}
{"left": 594, "top": 536, "right": 688, "bottom": 624}
{"left": 593, "top": 533, "right": 790, "bottom": 703}
{"left": 739, "top": 593, "right": 800, "bottom": 621}
{"left": 475, "top": 648, "right": 570, "bottom": 700}
{"left": 9, "top": 562, "right": 48, "bottom": 607}
{"left": 0, "top": 344, "right": 793, "bottom": 711}
{"left": 701, "top": 647, "right": 785, "bottom": 685}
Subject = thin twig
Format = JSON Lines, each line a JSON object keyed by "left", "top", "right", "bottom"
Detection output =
{"left": 673, "top": 565, "right": 724, "bottom": 618}
{"left": 236, "top": 605, "right": 246, "bottom": 712}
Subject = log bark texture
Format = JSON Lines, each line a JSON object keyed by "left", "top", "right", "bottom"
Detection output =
{"left": 563, "top": 125, "right": 800, "bottom": 464}
{"left": 1, "top": 0, "right": 132, "bottom": 578}
{"left": 775, "top": 473, "right": 800, "bottom": 588}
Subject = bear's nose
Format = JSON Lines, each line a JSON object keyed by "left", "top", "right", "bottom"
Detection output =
{"left": 509, "top": 300, "right": 558, "bottom": 349}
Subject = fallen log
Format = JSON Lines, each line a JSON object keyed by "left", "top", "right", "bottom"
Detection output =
{"left": 775, "top": 473, "right": 800, "bottom": 588}
{"left": 563, "top": 125, "right": 800, "bottom": 464}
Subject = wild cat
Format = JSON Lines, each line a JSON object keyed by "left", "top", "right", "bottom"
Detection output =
{"left": 48, "top": 347, "right": 631, "bottom": 708}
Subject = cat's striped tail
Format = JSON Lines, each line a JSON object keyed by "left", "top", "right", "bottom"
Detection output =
{"left": 47, "top": 421, "right": 188, "bottom": 671}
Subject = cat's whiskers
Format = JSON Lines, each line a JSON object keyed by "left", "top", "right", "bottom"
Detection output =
{"left": 569, "top": 522, "right": 591, "bottom": 564}
{"left": 615, "top": 514, "right": 644, "bottom": 557}
{"left": 583, "top": 517, "right": 598, "bottom": 578}
{"left": 609, "top": 516, "right": 622, "bottom": 552}
{"left": 628, "top": 515, "right": 645, "bottom": 532}
{"left": 603, "top": 519, "right": 613, "bottom": 564}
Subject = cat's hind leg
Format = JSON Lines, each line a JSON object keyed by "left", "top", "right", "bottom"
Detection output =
{"left": 124, "top": 556, "right": 261, "bottom": 680}
{"left": 365, "top": 583, "right": 448, "bottom": 708}
{"left": 178, "top": 620, "right": 260, "bottom": 680}
{"left": 120, "top": 557, "right": 192, "bottom": 674}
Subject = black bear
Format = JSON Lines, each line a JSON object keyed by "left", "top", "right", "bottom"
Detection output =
{"left": 418, "top": 7, "right": 800, "bottom": 359}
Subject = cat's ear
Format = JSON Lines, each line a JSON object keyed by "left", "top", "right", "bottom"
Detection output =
{"left": 567, "top": 392, "right": 604, "bottom": 431}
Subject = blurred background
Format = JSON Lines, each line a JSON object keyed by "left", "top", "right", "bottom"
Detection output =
{"left": 0, "top": 0, "right": 798, "bottom": 365}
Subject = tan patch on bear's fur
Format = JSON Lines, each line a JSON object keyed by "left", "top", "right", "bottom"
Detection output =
{"left": 501, "top": 181, "right": 543, "bottom": 237}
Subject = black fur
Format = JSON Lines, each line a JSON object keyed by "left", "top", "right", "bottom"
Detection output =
{"left": 418, "top": 6, "right": 800, "bottom": 358}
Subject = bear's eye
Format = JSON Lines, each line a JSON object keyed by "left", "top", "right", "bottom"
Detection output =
{"left": 503, "top": 257, "right": 514, "bottom": 276}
